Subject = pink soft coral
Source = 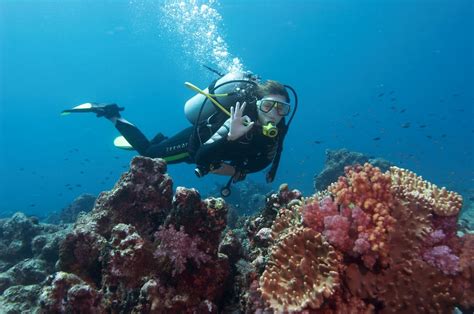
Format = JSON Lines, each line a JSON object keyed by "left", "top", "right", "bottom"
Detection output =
{"left": 302, "top": 196, "right": 338, "bottom": 232}
{"left": 154, "top": 225, "right": 211, "bottom": 276}
{"left": 422, "top": 245, "right": 460, "bottom": 275}
{"left": 323, "top": 215, "right": 351, "bottom": 251}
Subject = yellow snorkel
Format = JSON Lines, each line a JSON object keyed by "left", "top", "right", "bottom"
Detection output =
{"left": 184, "top": 81, "right": 278, "bottom": 138}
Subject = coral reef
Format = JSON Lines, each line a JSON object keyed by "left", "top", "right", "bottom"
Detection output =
{"left": 2, "top": 156, "right": 472, "bottom": 313}
{"left": 0, "top": 213, "right": 69, "bottom": 291}
{"left": 40, "top": 156, "right": 230, "bottom": 313}
{"left": 327, "top": 163, "right": 396, "bottom": 268}
{"left": 314, "top": 148, "right": 393, "bottom": 191}
{"left": 240, "top": 163, "right": 473, "bottom": 313}
{"left": 260, "top": 227, "right": 340, "bottom": 312}
{"left": 0, "top": 212, "right": 70, "bottom": 312}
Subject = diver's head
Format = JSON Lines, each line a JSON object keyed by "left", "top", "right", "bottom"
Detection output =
{"left": 255, "top": 80, "right": 291, "bottom": 126}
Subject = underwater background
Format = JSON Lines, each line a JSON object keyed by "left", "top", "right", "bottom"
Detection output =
{"left": 0, "top": 0, "right": 473, "bottom": 218}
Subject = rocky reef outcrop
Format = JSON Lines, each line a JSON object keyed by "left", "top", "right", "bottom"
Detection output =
{"left": 39, "top": 156, "right": 229, "bottom": 313}
{"left": 0, "top": 213, "right": 70, "bottom": 312}
{"left": 314, "top": 148, "right": 393, "bottom": 191}
{"left": 45, "top": 194, "right": 96, "bottom": 225}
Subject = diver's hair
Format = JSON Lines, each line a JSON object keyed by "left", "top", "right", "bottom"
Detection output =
{"left": 256, "top": 80, "right": 289, "bottom": 102}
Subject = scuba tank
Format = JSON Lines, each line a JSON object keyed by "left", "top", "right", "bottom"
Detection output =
{"left": 184, "top": 72, "right": 259, "bottom": 125}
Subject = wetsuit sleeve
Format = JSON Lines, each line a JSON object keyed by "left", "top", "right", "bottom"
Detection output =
{"left": 194, "top": 119, "right": 233, "bottom": 169}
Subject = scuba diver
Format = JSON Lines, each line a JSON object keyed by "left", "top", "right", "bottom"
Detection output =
{"left": 62, "top": 71, "right": 297, "bottom": 196}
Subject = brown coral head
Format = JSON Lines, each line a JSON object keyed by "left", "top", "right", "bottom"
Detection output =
{"left": 390, "top": 166, "right": 463, "bottom": 217}
{"left": 260, "top": 227, "right": 339, "bottom": 312}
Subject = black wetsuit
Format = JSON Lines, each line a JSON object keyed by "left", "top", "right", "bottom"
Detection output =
{"left": 114, "top": 106, "right": 282, "bottom": 176}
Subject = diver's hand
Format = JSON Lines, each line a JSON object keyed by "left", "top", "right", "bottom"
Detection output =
{"left": 210, "top": 163, "right": 236, "bottom": 176}
{"left": 227, "top": 102, "right": 254, "bottom": 141}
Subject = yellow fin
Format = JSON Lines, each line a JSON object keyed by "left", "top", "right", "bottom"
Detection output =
{"left": 113, "top": 136, "right": 134, "bottom": 150}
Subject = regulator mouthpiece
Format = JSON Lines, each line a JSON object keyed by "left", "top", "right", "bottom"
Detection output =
{"left": 262, "top": 123, "right": 278, "bottom": 138}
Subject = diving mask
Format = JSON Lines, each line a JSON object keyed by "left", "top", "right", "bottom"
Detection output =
{"left": 257, "top": 98, "right": 291, "bottom": 116}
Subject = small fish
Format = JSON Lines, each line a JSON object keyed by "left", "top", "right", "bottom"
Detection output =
{"left": 419, "top": 124, "right": 426, "bottom": 128}
{"left": 29, "top": 204, "right": 36, "bottom": 207}
{"left": 19, "top": 167, "right": 24, "bottom": 171}
{"left": 377, "top": 93, "right": 385, "bottom": 98}
{"left": 390, "top": 106, "right": 397, "bottom": 110}
{"left": 399, "top": 108, "right": 406, "bottom": 113}
{"left": 75, "top": 184, "right": 82, "bottom": 187}
{"left": 314, "top": 140, "right": 323, "bottom": 144}
{"left": 390, "top": 97, "right": 396, "bottom": 102}
{"left": 80, "top": 171, "right": 84, "bottom": 174}
{"left": 426, "top": 135, "right": 433, "bottom": 139}
{"left": 389, "top": 91, "right": 395, "bottom": 95}
{"left": 469, "top": 196, "right": 474, "bottom": 201}
{"left": 84, "top": 158, "right": 91, "bottom": 162}
{"left": 373, "top": 137, "right": 381, "bottom": 141}
{"left": 114, "top": 156, "right": 120, "bottom": 159}
{"left": 441, "top": 134, "right": 447, "bottom": 138}
{"left": 401, "top": 122, "right": 411, "bottom": 128}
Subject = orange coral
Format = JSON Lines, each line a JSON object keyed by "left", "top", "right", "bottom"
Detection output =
{"left": 328, "top": 163, "right": 396, "bottom": 265}
{"left": 255, "top": 168, "right": 472, "bottom": 313}
{"left": 344, "top": 198, "right": 471, "bottom": 313}
{"left": 259, "top": 227, "right": 340, "bottom": 312}
{"left": 390, "top": 166, "right": 463, "bottom": 217}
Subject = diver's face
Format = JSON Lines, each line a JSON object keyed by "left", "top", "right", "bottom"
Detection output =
{"left": 257, "top": 94, "right": 288, "bottom": 125}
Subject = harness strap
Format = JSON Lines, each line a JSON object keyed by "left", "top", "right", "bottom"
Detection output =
{"left": 266, "top": 127, "right": 287, "bottom": 183}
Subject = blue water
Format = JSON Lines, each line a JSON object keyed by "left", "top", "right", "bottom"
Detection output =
{"left": 0, "top": 0, "right": 473, "bottom": 217}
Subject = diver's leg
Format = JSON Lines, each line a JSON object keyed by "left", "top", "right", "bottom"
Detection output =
{"left": 112, "top": 117, "right": 152, "bottom": 156}
{"left": 145, "top": 127, "right": 194, "bottom": 164}
{"left": 105, "top": 107, "right": 193, "bottom": 163}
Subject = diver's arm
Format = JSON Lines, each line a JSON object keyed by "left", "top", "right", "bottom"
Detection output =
{"left": 194, "top": 117, "right": 238, "bottom": 167}
{"left": 194, "top": 129, "right": 234, "bottom": 175}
